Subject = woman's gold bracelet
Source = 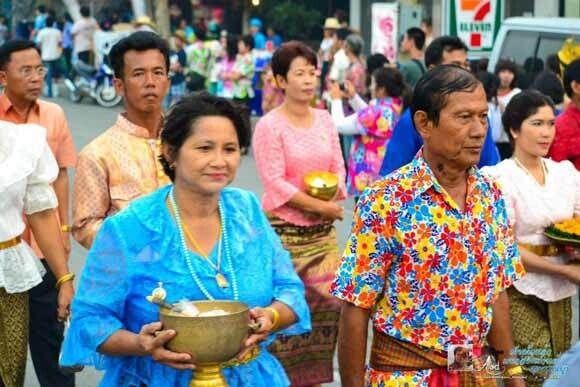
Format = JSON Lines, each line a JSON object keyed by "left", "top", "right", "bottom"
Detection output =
{"left": 264, "top": 307, "right": 280, "bottom": 331}
{"left": 55, "top": 273, "right": 75, "bottom": 289}
{"left": 60, "top": 224, "right": 72, "bottom": 232}
{"left": 504, "top": 365, "right": 524, "bottom": 377}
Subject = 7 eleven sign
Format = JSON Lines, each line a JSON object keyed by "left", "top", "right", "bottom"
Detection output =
{"left": 449, "top": 0, "right": 503, "bottom": 52}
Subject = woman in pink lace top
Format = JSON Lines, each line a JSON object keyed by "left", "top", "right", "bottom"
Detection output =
{"left": 253, "top": 41, "right": 346, "bottom": 386}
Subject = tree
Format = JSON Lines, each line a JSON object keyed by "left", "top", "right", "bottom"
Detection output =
{"left": 265, "top": 3, "right": 321, "bottom": 41}
{"left": 11, "top": 0, "right": 35, "bottom": 34}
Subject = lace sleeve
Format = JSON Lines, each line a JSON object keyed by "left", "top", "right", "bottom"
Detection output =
{"left": 23, "top": 141, "right": 58, "bottom": 215}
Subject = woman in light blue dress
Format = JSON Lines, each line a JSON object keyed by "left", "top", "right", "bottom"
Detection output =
{"left": 60, "top": 93, "right": 311, "bottom": 387}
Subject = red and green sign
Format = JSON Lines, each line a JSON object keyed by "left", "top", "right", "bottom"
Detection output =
{"left": 449, "top": 0, "right": 503, "bottom": 52}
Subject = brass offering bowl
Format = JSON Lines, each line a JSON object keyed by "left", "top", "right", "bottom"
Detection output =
{"left": 160, "top": 300, "right": 250, "bottom": 387}
{"left": 304, "top": 171, "right": 339, "bottom": 201}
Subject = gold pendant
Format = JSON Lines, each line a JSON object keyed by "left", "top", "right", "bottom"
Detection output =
{"left": 216, "top": 273, "right": 229, "bottom": 288}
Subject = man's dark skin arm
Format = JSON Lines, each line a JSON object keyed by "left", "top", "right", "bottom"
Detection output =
{"left": 338, "top": 302, "right": 371, "bottom": 387}
{"left": 487, "top": 291, "right": 526, "bottom": 387}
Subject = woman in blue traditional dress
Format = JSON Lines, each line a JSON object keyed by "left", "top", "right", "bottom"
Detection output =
{"left": 60, "top": 93, "right": 311, "bottom": 387}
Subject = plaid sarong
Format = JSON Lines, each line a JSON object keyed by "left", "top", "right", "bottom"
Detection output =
{"left": 370, "top": 329, "right": 498, "bottom": 387}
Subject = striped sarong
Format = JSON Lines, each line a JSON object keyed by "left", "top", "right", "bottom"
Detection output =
{"left": 370, "top": 330, "right": 498, "bottom": 387}
{"left": 267, "top": 216, "right": 341, "bottom": 386}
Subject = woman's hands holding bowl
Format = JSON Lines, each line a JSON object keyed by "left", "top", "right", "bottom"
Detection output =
{"left": 138, "top": 322, "right": 196, "bottom": 370}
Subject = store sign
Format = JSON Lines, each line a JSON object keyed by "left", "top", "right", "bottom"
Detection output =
{"left": 450, "top": 0, "right": 502, "bottom": 51}
{"left": 371, "top": 3, "right": 399, "bottom": 63}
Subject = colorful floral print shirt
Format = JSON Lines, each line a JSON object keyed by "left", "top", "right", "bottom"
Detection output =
{"left": 331, "top": 150, "right": 525, "bottom": 385}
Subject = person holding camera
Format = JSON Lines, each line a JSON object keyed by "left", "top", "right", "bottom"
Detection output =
{"left": 329, "top": 67, "right": 408, "bottom": 199}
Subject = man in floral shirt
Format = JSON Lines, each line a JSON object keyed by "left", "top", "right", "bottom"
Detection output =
{"left": 331, "top": 65, "right": 526, "bottom": 387}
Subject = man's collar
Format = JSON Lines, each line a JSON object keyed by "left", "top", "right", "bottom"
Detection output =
{"left": 114, "top": 112, "right": 163, "bottom": 139}
{"left": 406, "top": 148, "right": 480, "bottom": 203}
{"left": 0, "top": 93, "right": 40, "bottom": 116}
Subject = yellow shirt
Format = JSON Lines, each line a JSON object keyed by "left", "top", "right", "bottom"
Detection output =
{"left": 72, "top": 113, "right": 170, "bottom": 249}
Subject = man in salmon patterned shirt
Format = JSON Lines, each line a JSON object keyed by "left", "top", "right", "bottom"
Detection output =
{"left": 72, "top": 31, "right": 170, "bottom": 248}
{"left": 331, "top": 65, "right": 526, "bottom": 387}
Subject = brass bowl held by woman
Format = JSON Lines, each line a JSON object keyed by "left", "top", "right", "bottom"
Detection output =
{"left": 160, "top": 300, "right": 251, "bottom": 387}
{"left": 159, "top": 300, "right": 250, "bottom": 364}
{"left": 304, "top": 171, "right": 339, "bottom": 201}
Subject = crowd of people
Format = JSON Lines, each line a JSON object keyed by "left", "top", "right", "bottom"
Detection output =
{"left": 0, "top": 7, "right": 580, "bottom": 387}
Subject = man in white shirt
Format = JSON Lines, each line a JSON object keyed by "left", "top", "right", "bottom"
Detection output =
{"left": 36, "top": 16, "right": 62, "bottom": 98}
{"left": 328, "top": 28, "right": 350, "bottom": 85}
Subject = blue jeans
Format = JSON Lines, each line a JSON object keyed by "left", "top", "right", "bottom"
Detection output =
{"left": 43, "top": 59, "right": 61, "bottom": 98}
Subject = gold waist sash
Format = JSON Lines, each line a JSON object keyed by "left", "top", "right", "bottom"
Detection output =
{"left": 519, "top": 243, "right": 561, "bottom": 257}
{"left": 0, "top": 236, "right": 21, "bottom": 250}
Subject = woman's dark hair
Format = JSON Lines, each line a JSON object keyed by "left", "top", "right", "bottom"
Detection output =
{"left": 160, "top": 93, "right": 251, "bottom": 181}
{"left": 366, "top": 53, "right": 389, "bottom": 76}
{"left": 563, "top": 58, "right": 580, "bottom": 98}
{"left": 225, "top": 34, "right": 238, "bottom": 61}
{"left": 494, "top": 59, "right": 518, "bottom": 88}
{"left": 372, "top": 67, "right": 411, "bottom": 109}
{"left": 239, "top": 34, "right": 254, "bottom": 51}
{"left": 271, "top": 41, "right": 317, "bottom": 79}
{"left": 366, "top": 53, "right": 389, "bottom": 90}
{"left": 532, "top": 71, "right": 564, "bottom": 105}
{"left": 546, "top": 54, "right": 561, "bottom": 77}
{"left": 475, "top": 71, "right": 499, "bottom": 103}
{"left": 412, "top": 65, "right": 480, "bottom": 126}
{"left": 502, "top": 90, "right": 555, "bottom": 147}
{"left": 109, "top": 31, "right": 170, "bottom": 79}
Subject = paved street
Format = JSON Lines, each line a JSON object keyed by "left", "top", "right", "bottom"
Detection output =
{"left": 23, "top": 95, "right": 578, "bottom": 387}
{"left": 23, "top": 95, "right": 351, "bottom": 386}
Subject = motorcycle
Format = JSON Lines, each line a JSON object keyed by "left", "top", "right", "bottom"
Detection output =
{"left": 64, "top": 58, "right": 122, "bottom": 108}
